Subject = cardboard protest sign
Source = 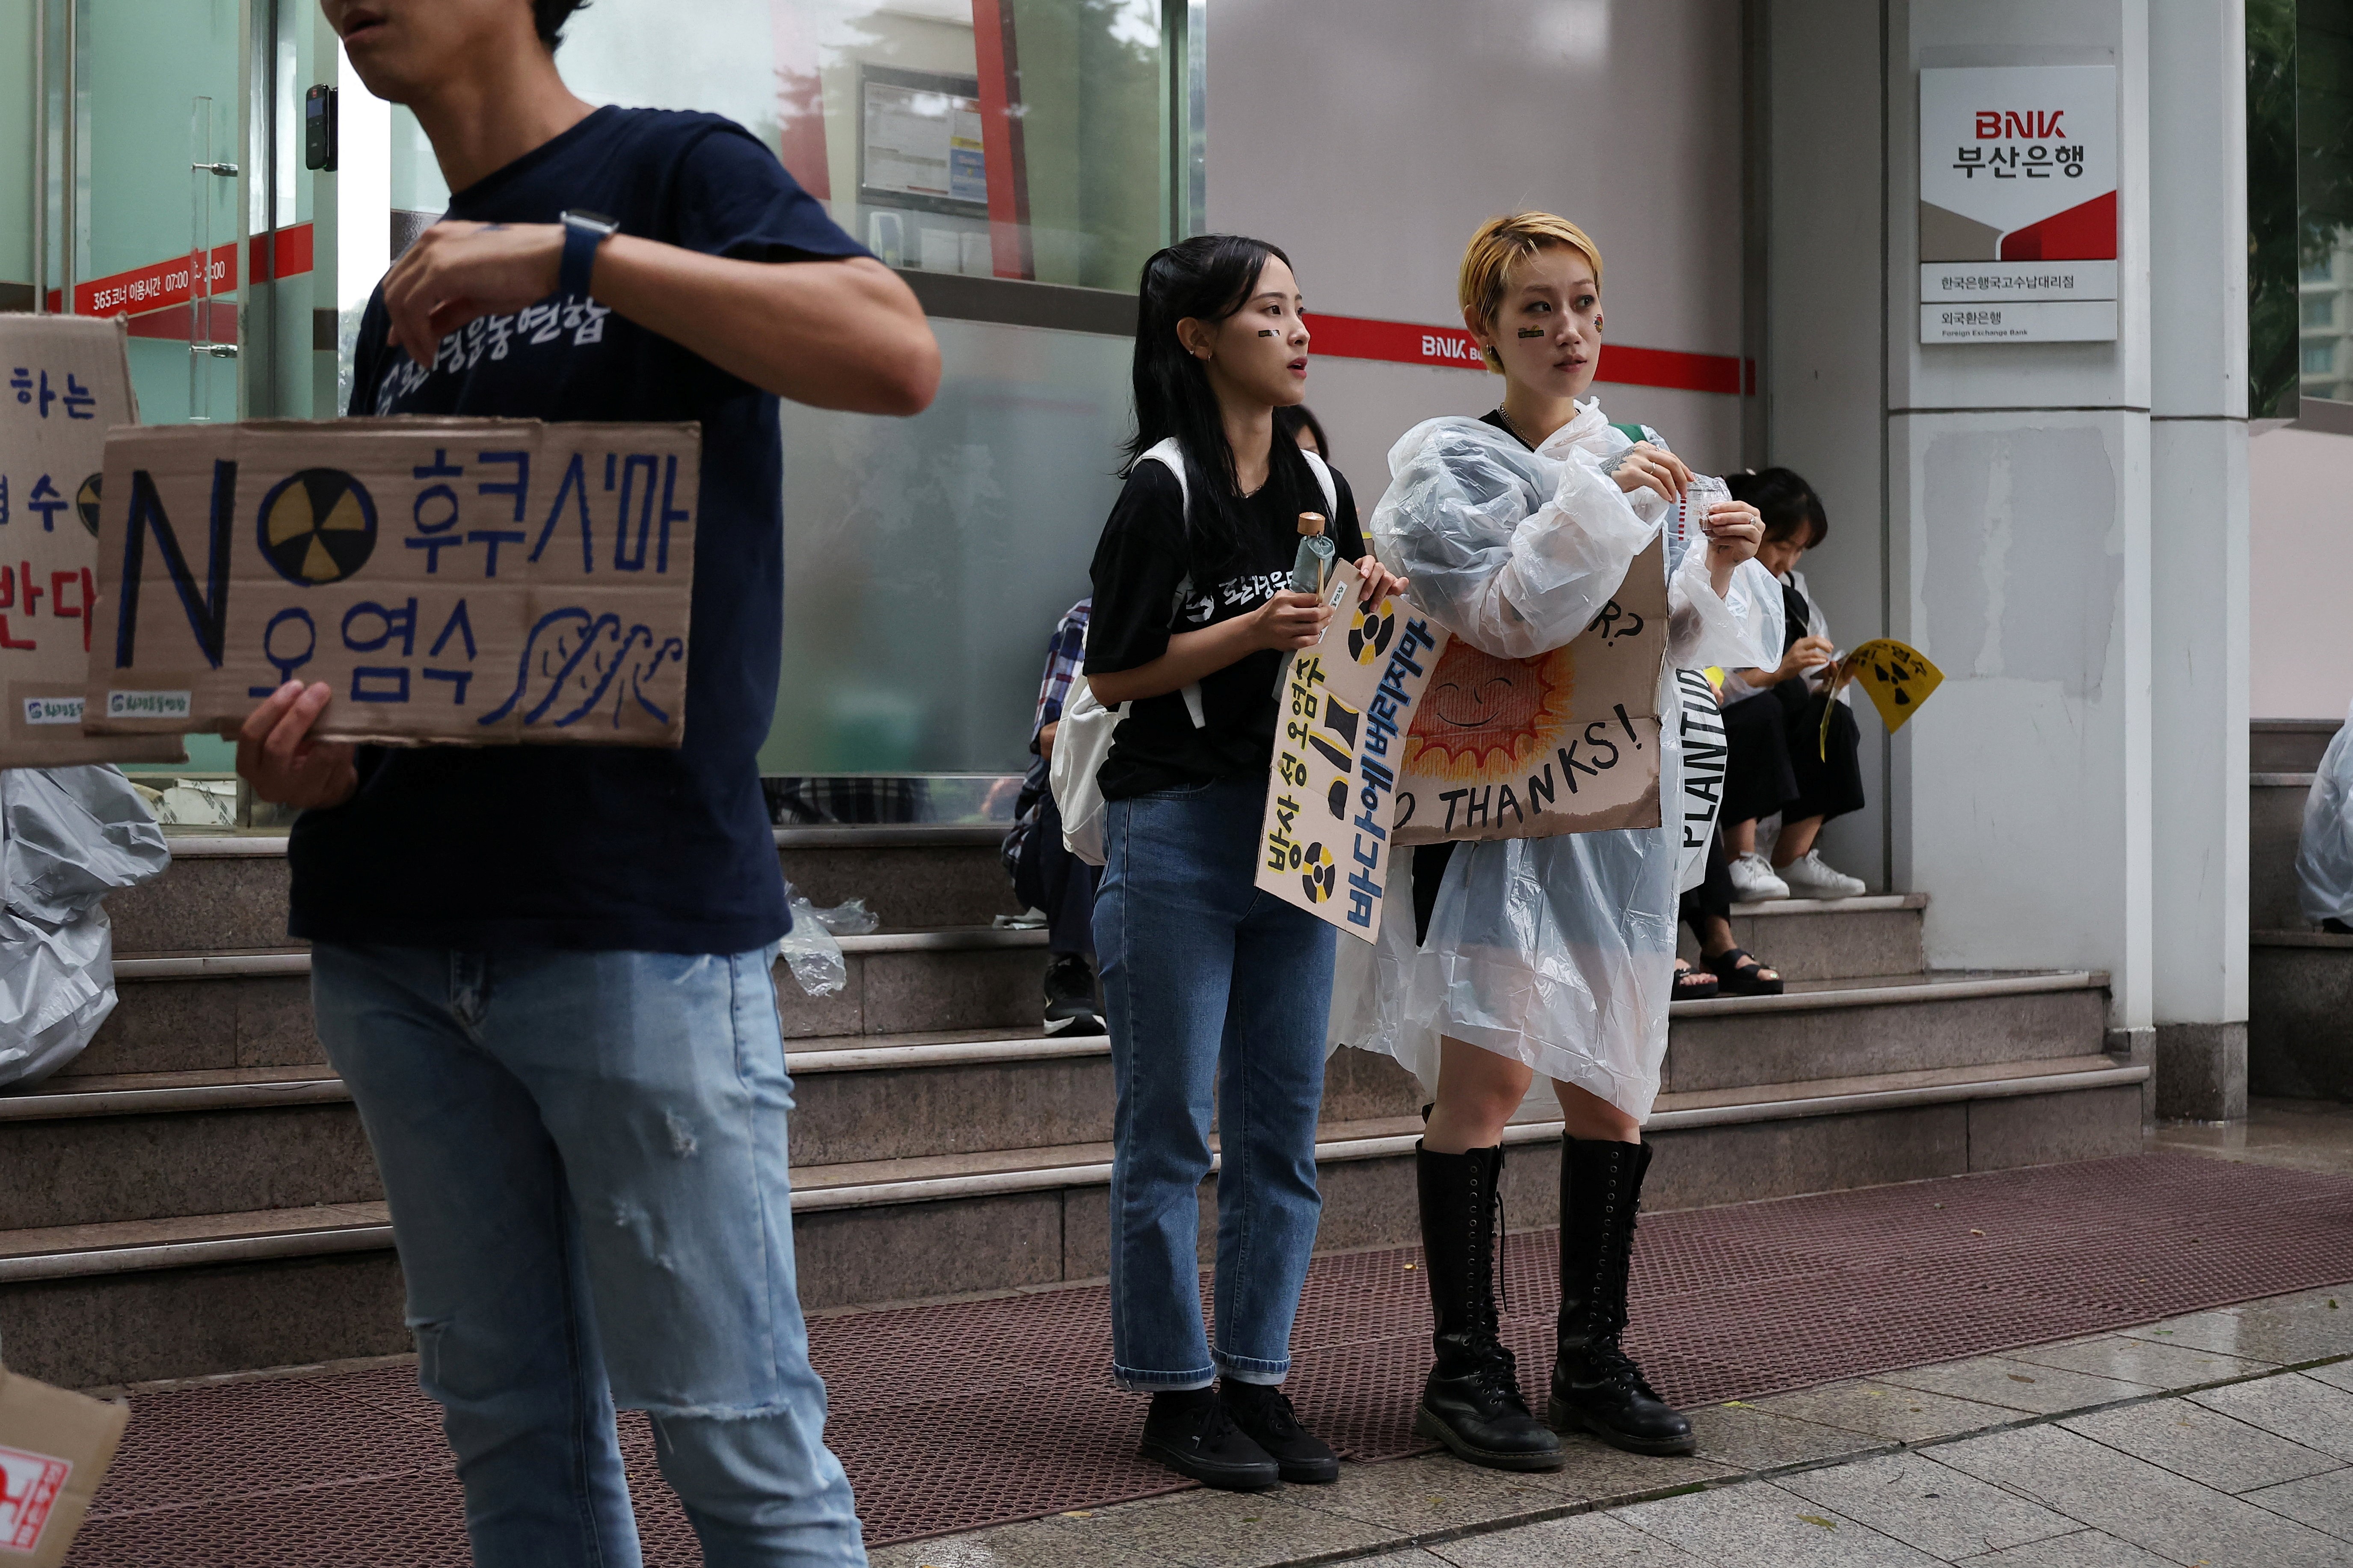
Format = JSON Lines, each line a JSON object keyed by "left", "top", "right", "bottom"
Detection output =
{"left": 0, "top": 1364, "right": 129, "bottom": 1568}
{"left": 1393, "top": 537, "right": 1670, "bottom": 845}
{"left": 0, "top": 316, "right": 184, "bottom": 766}
{"left": 1840, "top": 638, "right": 1943, "bottom": 731}
{"left": 85, "top": 418, "right": 699, "bottom": 746}
{"left": 1673, "top": 665, "right": 1729, "bottom": 882}
{"left": 1256, "top": 559, "right": 1448, "bottom": 941}
{"left": 1822, "top": 638, "right": 1944, "bottom": 758}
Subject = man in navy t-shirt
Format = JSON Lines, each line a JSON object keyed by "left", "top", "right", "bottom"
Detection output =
{"left": 239, "top": 3, "right": 938, "bottom": 1562}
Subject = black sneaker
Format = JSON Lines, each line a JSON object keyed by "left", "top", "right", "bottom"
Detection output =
{"left": 1220, "top": 1380, "right": 1340, "bottom": 1484}
{"left": 1044, "top": 954, "right": 1103, "bottom": 1036}
{"left": 1138, "top": 1389, "right": 1280, "bottom": 1490}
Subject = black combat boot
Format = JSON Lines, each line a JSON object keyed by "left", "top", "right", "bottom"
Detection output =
{"left": 1547, "top": 1137, "right": 1695, "bottom": 1456}
{"left": 1411, "top": 1144, "right": 1564, "bottom": 1471}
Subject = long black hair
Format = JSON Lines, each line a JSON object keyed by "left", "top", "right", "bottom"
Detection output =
{"left": 1275, "top": 403, "right": 1330, "bottom": 464}
{"left": 1124, "top": 234, "right": 1314, "bottom": 574}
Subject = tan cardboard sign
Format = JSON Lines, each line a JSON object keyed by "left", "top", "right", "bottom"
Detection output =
{"left": 0, "top": 315, "right": 183, "bottom": 766}
{"left": 1256, "top": 560, "right": 1449, "bottom": 941}
{"left": 0, "top": 1365, "right": 130, "bottom": 1568}
{"left": 1393, "top": 537, "right": 1669, "bottom": 845}
{"left": 85, "top": 418, "right": 699, "bottom": 746}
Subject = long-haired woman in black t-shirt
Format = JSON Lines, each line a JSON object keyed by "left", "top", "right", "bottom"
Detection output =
{"left": 1085, "top": 234, "right": 1406, "bottom": 1491}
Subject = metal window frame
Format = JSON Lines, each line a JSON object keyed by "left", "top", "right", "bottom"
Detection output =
{"left": 901, "top": 0, "right": 1201, "bottom": 336}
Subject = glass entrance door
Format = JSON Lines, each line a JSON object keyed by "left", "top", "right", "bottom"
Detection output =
{"left": 64, "top": 0, "right": 247, "bottom": 423}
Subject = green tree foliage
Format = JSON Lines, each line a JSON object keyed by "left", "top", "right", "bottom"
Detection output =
{"left": 2250, "top": 0, "right": 2300, "bottom": 417}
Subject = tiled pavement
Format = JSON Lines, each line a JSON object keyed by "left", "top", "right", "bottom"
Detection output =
{"left": 874, "top": 1284, "right": 2353, "bottom": 1568}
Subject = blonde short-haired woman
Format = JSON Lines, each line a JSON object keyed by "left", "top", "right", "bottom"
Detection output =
{"left": 1334, "top": 213, "right": 1781, "bottom": 1470}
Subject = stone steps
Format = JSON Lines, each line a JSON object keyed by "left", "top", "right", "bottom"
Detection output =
{"left": 22, "top": 965, "right": 2103, "bottom": 1210}
{"left": 2243, "top": 728, "right": 2349, "bottom": 1105}
{"left": 0, "top": 1045, "right": 2143, "bottom": 1383}
{"left": 0, "top": 830, "right": 2144, "bottom": 1389}
{"left": 2249, "top": 929, "right": 2353, "bottom": 1101}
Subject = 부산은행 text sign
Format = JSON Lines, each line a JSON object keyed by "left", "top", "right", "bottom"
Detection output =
{"left": 1256, "top": 559, "right": 1449, "bottom": 941}
{"left": 85, "top": 418, "right": 698, "bottom": 746}
{"left": 1393, "top": 537, "right": 1669, "bottom": 845}
{"left": 0, "top": 314, "right": 184, "bottom": 767}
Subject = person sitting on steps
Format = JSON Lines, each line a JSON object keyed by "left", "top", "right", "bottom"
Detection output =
{"left": 1003, "top": 599, "right": 1104, "bottom": 1035}
{"left": 1716, "top": 467, "right": 1870, "bottom": 902}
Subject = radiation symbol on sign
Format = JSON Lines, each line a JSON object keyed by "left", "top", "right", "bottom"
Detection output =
{"left": 75, "top": 473, "right": 102, "bottom": 538}
{"left": 1348, "top": 603, "right": 1396, "bottom": 665}
{"left": 1296, "top": 840, "right": 1338, "bottom": 903}
{"left": 257, "top": 469, "right": 379, "bottom": 586}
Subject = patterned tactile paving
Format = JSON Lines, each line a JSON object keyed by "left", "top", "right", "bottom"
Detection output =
{"left": 64, "top": 1153, "right": 2353, "bottom": 1560}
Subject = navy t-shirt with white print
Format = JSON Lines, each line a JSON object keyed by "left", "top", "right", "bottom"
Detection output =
{"left": 287, "top": 106, "right": 868, "bottom": 953}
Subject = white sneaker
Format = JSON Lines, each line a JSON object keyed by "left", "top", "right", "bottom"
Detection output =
{"left": 1776, "top": 850, "right": 1866, "bottom": 900}
{"left": 1728, "top": 852, "right": 1790, "bottom": 902}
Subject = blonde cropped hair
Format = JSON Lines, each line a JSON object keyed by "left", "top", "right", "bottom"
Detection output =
{"left": 1458, "top": 212, "right": 1604, "bottom": 373}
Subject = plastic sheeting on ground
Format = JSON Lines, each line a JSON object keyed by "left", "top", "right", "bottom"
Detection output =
{"left": 0, "top": 767, "right": 171, "bottom": 1087}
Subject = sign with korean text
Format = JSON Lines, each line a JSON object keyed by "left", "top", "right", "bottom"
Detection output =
{"left": 1256, "top": 559, "right": 1448, "bottom": 941}
{"left": 86, "top": 417, "right": 698, "bottom": 747}
{"left": 1394, "top": 538, "right": 1669, "bottom": 845}
{"left": 0, "top": 316, "right": 184, "bottom": 767}
{"left": 1919, "top": 65, "right": 2118, "bottom": 343}
{"left": 0, "top": 1364, "right": 130, "bottom": 1568}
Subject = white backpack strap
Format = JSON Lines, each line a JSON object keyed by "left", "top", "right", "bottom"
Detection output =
{"left": 1136, "top": 436, "right": 1206, "bottom": 730}
{"left": 1138, "top": 437, "right": 1190, "bottom": 515}
{"left": 1300, "top": 448, "right": 1339, "bottom": 518}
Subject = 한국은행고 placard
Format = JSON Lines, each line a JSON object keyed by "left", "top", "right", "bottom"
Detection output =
{"left": 1256, "top": 559, "right": 1449, "bottom": 941}
{"left": 1392, "top": 536, "right": 1670, "bottom": 845}
{"left": 84, "top": 417, "right": 698, "bottom": 747}
{"left": 0, "top": 314, "right": 185, "bottom": 766}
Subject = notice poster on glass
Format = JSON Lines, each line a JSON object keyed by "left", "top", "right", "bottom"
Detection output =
{"left": 860, "top": 66, "right": 987, "bottom": 215}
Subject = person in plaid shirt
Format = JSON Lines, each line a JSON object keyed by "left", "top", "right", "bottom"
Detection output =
{"left": 1003, "top": 600, "right": 1101, "bottom": 1033}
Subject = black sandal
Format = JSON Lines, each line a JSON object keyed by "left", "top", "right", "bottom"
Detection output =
{"left": 1672, "top": 959, "right": 1720, "bottom": 1001}
{"left": 1704, "top": 947, "right": 1783, "bottom": 997}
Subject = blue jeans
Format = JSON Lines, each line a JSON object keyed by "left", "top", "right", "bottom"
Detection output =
{"left": 1094, "top": 778, "right": 1338, "bottom": 1390}
{"left": 312, "top": 943, "right": 864, "bottom": 1568}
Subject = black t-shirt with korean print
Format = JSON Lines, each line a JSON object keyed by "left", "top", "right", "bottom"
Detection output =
{"left": 289, "top": 106, "right": 868, "bottom": 954}
{"left": 1084, "top": 447, "right": 1363, "bottom": 801}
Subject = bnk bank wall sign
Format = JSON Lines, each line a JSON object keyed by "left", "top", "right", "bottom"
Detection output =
{"left": 1918, "top": 65, "right": 2118, "bottom": 344}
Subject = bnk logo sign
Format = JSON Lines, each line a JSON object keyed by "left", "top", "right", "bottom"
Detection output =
{"left": 1975, "top": 110, "right": 2068, "bottom": 139}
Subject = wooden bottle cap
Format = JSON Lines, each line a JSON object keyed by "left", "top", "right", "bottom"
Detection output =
{"left": 1298, "top": 512, "right": 1327, "bottom": 537}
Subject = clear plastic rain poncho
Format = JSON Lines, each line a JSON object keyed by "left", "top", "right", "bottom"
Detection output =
{"left": 1328, "top": 404, "right": 1782, "bottom": 1121}
{"left": 2295, "top": 700, "right": 2353, "bottom": 928}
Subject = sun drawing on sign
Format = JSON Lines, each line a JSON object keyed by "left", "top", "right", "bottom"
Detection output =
{"left": 257, "top": 468, "right": 379, "bottom": 587}
{"left": 1403, "top": 641, "right": 1578, "bottom": 781}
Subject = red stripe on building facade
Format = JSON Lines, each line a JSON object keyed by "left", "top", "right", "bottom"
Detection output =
{"left": 42, "top": 225, "right": 314, "bottom": 337}
{"left": 1302, "top": 311, "right": 1748, "bottom": 396}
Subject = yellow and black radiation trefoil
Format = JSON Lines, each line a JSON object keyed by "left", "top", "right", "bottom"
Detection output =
{"left": 258, "top": 467, "right": 379, "bottom": 586}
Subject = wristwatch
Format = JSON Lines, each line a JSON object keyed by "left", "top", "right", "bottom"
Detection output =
{"left": 558, "top": 209, "right": 620, "bottom": 298}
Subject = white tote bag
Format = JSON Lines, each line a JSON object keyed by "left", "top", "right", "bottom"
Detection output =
{"left": 1055, "top": 439, "right": 1336, "bottom": 865}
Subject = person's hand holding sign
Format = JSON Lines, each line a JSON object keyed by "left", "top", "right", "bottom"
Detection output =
{"left": 237, "top": 680, "right": 358, "bottom": 810}
{"left": 1354, "top": 557, "right": 1410, "bottom": 607}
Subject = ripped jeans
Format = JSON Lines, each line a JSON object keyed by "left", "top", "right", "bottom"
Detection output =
{"left": 312, "top": 944, "right": 864, "bottom": 1568}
